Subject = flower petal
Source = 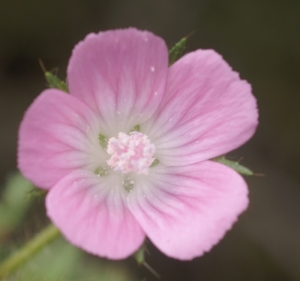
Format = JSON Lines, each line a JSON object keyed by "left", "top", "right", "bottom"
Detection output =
{"left": 67, "top": 28, "right": 168, "bottom": 136}
{"left": 46, "top": 170, "right": 145, "bottom": 259}
{"left": 127, "top": 161, "right": 248, "bottom": 260}
{"left": 142, "top": 50, "right": 258, "bottom": 166}
{"left": 18, "top": 89, "right": 104, "bottom": 189}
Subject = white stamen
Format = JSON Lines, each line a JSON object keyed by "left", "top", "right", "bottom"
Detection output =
{"left": 106, "top": 131, "right": 155, "bottom": 174}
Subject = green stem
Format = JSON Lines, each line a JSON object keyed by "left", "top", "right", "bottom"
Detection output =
{"left": 0, "top": 223, "right": 61, "bottom": 279}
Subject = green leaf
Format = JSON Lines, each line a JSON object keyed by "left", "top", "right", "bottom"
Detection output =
{"left": 213, "top": 156, "right": 253, "bottom": 176}
{"left": 0, "top": 172, "right": 34, "bottom": 233}
{"left": 6, "top": 237, "right": 134, "bottom": 281}
{"left": 168, "top": 36, "right": 188, "bottom": 65}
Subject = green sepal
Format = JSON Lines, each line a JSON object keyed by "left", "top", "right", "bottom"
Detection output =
{"left": 45, "top": 72, "right": 69, "bottom": 93}
{"left": 134, "top": 243, "right": 160, "bottom": 278}
{"left": 26, "top": 187, "right": 48, "bottom": 201}
{"left": 168, "top": 36, "right": 188, "bottom": 66}
{"left": 213, "top": 156, "right": 253, "bottom": 176}
{"left": 134, "top": 243, "right": 146, "bottom": 265}
{"left": 39, "top": 60, "right": 69, "bottom": 92}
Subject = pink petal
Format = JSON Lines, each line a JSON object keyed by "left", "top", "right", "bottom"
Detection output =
{"left": 46, "top": 170, "right": 145, "bottom": 259}
{"left": 67, "top": 28, "right": 168, "bottom": 136}
{"left": 127, "top": 161, "right": 248, "bottom": 260}
{"left": 18, "top": 89, "right": 104, "bottom": 189}
{"left": 142, "top": 50, "right": 258, "bottom": 166}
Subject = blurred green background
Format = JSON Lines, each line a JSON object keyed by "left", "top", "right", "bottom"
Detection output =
{"left": 0, "top": 0, "right": 300, "bottom": 280}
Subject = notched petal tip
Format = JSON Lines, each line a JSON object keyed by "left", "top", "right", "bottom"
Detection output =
{"left": 67, "top": 28, "right": 169, "bottom": 135}
{"left": 46, "top": 170, "right": 146, "bottom": 259}
{"left": 144, "top": 48, "right": 258, "bottom": 166}
{"left": 127, "top": 161, "right": 249, "bottom": 260}
{"left": 17, "top": 89, "right": 102, "bottom": 189}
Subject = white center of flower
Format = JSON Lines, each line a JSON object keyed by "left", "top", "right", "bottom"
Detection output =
{"left": 106, "top": 131, "right": 155, "bottom": 175}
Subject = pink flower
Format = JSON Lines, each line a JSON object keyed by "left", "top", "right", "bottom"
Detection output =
{"left": 18, "top": 28, "right": 258, "bottom": 260}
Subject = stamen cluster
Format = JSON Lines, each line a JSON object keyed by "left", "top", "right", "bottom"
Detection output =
{"left": 106, "top": 131, "right": 155, "bottom": 174}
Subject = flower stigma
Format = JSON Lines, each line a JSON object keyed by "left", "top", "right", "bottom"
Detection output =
{"left": 106, "top": 131, "right": 155, "bottom": 175}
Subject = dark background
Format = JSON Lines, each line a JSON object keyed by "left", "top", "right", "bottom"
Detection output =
{"left": 0, "top": 0, "right": 300, "bottom": 280}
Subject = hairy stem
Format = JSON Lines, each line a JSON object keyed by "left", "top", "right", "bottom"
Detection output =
{"left": 0, "top": 224, "right": 60, "bottom": 279}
